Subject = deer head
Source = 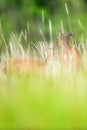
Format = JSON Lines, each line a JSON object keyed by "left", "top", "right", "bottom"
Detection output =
{"left": 56, "top": 30, "right": 73, "bottom": 48}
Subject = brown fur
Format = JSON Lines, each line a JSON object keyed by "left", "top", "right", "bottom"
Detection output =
{"left": 56, "top": 31, "right": 82, "bottom": 72}
{"left": 3, "top": 58, "right": 45, "bottom": 75}
{"left": 2, "top": 54, "right": 58, "bottom": 75}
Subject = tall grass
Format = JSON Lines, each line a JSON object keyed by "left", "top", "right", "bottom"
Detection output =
{"left": 0, "top": 5, "right": 87, "bottom": 129}
{"left": 0, "top": 65, "right": 87, "bottom": 129}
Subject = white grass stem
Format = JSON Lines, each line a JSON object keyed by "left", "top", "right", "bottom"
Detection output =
{"left": 65, "top": 3, "right": 72, "bottom": 31}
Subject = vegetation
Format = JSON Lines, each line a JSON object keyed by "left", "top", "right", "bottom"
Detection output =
{"left": 0, "top": 0, "right": 87, "bottom": 42}
{"left": 0, "top": 70, "right": 87, "bottom": 129}
{"left": 0, "top": 25, "right": 87, "bottom": 129}
{"left": 0, "top": 0, "right": 87, "bottom": 129}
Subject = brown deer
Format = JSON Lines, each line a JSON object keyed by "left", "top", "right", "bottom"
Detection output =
{"left": 2, "top": 30, "right": 82, "bottom": 75}
{"left": 56, "top": 30, "right": 82, "bottom": 72}
{"left": 2, "top": 57, "right": 45, "bottom": 75}
{"left": 2, "top": 45, "right": 58, "bottom": 75}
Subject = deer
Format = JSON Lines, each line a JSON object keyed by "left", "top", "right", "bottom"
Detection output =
{"left": 2, "top": 57, "right": 45, "bottom": 75}
{"left": 2, "top": 30, "right": 82, "bottom": 75}
{"left": 2, "top": 45, "right": 58, "bottom": 75}
{"left": 55, "top": 30, "right": 82, "bottom": 73}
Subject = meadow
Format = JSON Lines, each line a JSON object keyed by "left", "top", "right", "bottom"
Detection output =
{"left": 0, "top": 69, "right": 87, "bottom": 129}
{"left": 0, "top": 30, "right": 87, "bottom": 130}
{"left": 0, "top": 4, "right": 87, "bottom": 129}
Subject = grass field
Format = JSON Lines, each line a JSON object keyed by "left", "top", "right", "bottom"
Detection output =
{"left": 0, "top": 67, "right": 87, "bottom": 129}
{"left": 0, "top": 37, "right": 87, "bottom": 129}
{"left": 0, "top": 6, "right": 87, "bottom": 129}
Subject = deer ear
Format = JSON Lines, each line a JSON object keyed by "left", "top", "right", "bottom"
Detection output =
{"left": 56, "top": 30, "right": 64, "bottom": 42}
{"left": 58, "top": 30, "right": 64, "bottom": 39}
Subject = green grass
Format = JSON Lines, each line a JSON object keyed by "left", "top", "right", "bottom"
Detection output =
{"left": 0, "top": 29, "right": 87, "bottom": 130}
{"left": 0, "top": 70, "right": 87, "bottom": 129}
{"left": 0, "top": 5, "right": 87, "bottom": 128}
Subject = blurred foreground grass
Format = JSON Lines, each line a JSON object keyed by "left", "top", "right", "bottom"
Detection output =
{"left": 0, "top": 70, "right": 87, "bottom": 129}
{"left": 0, "top": 4, "right": 87, "bottom": 128}
{"left": 0, "top": 1, "right": 87, "bottom": 129}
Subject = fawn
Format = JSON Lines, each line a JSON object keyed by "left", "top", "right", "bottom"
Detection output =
{"left": 55, "top": 30, "right": 82, "bottom": 72}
